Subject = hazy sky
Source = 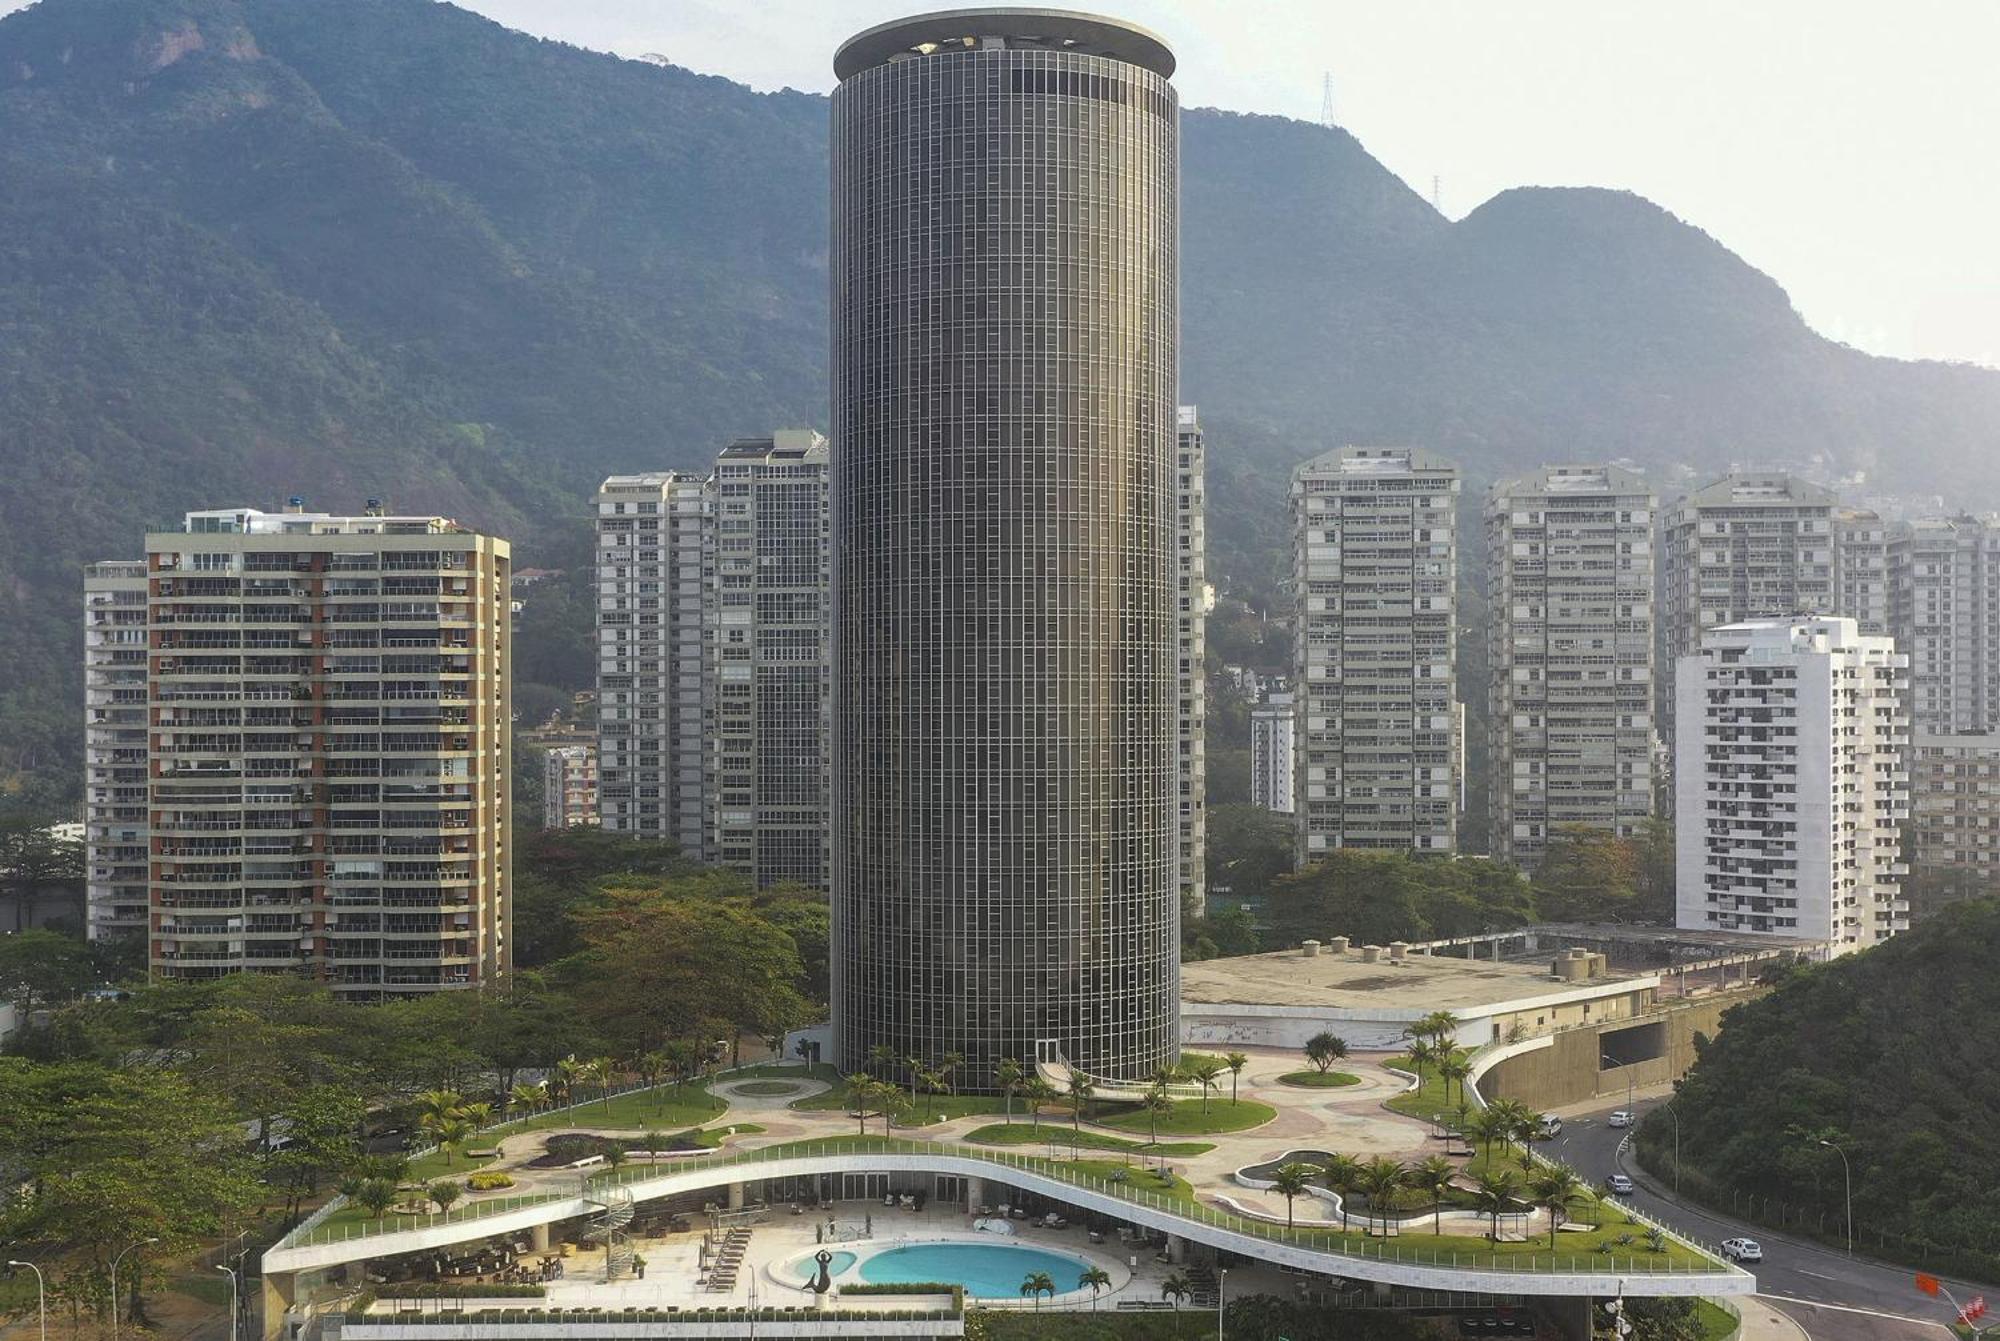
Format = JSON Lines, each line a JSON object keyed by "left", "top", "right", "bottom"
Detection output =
{"left": 12, "top": 0, "right": 1994, "bottom": 367}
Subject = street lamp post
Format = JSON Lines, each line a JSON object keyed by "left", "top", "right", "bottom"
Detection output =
{"left": 1817, "top": 1138, "right": 1853, "bottom": 1256}
{"left": 1661, "top": 1106, "right": 1682, "bottom": 1195}
{"left": 1216, "top": 1266, "right": 1229, "bottom": 1341}
{"left": 7, "top": 1260, "right": 46, "bottom": 1341}
{"left": 1600, "top": 1055, "right": 1634, "bottom": 1114}
{"left": 217, "top": 1265, "right": 239, "bottom": 1341}
{"left": 110, "top": 1236, "right": 161, "bottom": 1341}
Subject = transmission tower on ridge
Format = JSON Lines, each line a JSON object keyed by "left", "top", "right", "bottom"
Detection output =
{"left": 1320, "top": 72, "right": 1336, "bottom": 127}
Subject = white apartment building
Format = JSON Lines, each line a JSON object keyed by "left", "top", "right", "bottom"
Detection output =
{"left": 1486, "top": 466, "right": 1656, "bottom": 866}
{"left": 1176, "top": 407, "right": 1209, "bottom": 915}
{"left": 83, "top": 560, "right": 151, "bottom": 939}
{"left": 542, "top": 744, "right": 599, "bottom": 830}
{"left": 1291, "top": 447, "right": 1460, "bottom": 857}
{"left": 1674, "top": 617, "right": 1908, "bottom": 954}
{"left": 594, "top": 472, "right": 711, "bottom": 853}
{"left": 705, "top": 432, "right": 830, "bottom": 889}
{"left": 1250, "top": 692, "right": 1295, "bottom": 815}
{"left": 1659, "top": 474, "right": 1838, "bottom": 742}
{"left": 101, "top": 504, "right": 512, "bottom": 996}
{"left": 1889, "top": 514, "right": 2000, "bottom": 737}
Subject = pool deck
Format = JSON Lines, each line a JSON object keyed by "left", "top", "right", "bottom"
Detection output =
{"left": 364, "top": 1207, "right": 1301, "bottom": 1314}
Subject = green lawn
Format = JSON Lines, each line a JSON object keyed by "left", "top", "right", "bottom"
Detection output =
{"left": 962, "top": 1123, "right": 1214, "bottom": 1156}
{"left": 1094, "top": 1097, "right": 1276, "bottom": 1136}
{"left": 723, "top": 1062, "right": 841, "bottom": 1085}
{"left": 299, "top": 1134, "right": 1720, "bottom": 1272}
{"left": 1063, "top": 1159, "right": 1197, "bottom": 1203}
{"left": 497, "top": 1087, "right": 726, "bottom": 1135}
{"left": 1381, "top": 1054, "right": 1469, "bottom": 1124}
{"left": 792, "top": 1085, "right": 1004, "bottom": 1126}
{"left": 1278, "top": 1070, "right": 1362, "bottom": 1088}
{"left": 1695, "top": 1299, "right": 1739, "bottom": 1341}
{"left": 732, "top": 1080, "right": 808, "bottom": 1097}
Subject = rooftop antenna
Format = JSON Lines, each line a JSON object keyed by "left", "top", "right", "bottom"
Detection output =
{"left": 1319, "top": 72, "right": 1336, "bottom": 128}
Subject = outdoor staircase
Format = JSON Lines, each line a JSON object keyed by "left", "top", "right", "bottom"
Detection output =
{"left": 585, "top": 1185, "right": 637, "bottom": 1279}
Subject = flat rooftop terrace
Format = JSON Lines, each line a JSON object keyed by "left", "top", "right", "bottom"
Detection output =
{"left": 1179, "top": 944, "right": 1647, "bottom": 1013}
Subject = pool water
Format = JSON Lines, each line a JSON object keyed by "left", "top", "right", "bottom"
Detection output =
{"left": 857, "top": 1242, "right": 1095, "bottom": 1299}
{"left": 792, "top": 1250, "right": 857, "bottom": 1281}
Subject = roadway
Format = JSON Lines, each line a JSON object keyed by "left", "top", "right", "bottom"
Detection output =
{"left": 1554, "top": 1095, "right": 1989, "bottom": 1341}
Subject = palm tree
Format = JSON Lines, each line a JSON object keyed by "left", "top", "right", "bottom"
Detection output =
{"left": 1303, "top": 1031, "right": 1349, "bottom": 1074}
{"left": 663, "top": 1040, "right": 698, "bottom": 1098}
{"left": 996, "top": 1058, "right": 1025, "bottom": 1125}
{"left": 915, "top": 1066, "right": 949, "bottom": 1119}
{"left": 1142, "top": 1083, "right": 1174, "bottom": 1147}
{"left": 1513, "top": 1108, "right": 1550, "bottom": 1169}
{"left": 1078, "top": 1266, "right": 1111, "bottom": 1310}
{"left": 1064, "top": 1068, "right": 1096, "bottom": 1134}
{"left": 638, "top": 1051, "right": 668, "bottom": 1108}
{"left": 1438, "top": 1051, "right": 1474, "bottom": 1109}
{"left": 844, "top": 1073, "right": 874, "bottom": 1136}
{"left": 866, "top": 1043, "right": 897, "bottom": 1082}
{"left": 1186, "top": 1056, "right": 1225, "bottom": 1113}
{"left": 1409, "top": 1155, "right": 1457, "bottom": 1234}
{"left": 551, "top": 1055, "right": 581, "bottom": 1108}
{"left": 1024, "top": 1077, "right": 1056, "bottom": 1134}
{"left": 435, "top": 1117, "right": 474, "bottom": 1166}
{"left": 508, "top": 1081, "right": 546, "bottom": 1116}
{"left": 416, "top": 1089, "right": 465, "bottom": 1136}
{"left": 1269, "top": 1161, "right": 1320, "bottom": 1229}
{"left": 1471, "top": 1105, "right": 1513, "bottom": 1161}
{"left": 1405, "top": 1037, "right": 1437, "bottom": 1083}
{"left": 587, "top": 1056, "right": 618, "bottom": 1113}
{"left": 904, "top": 1054, "right": 926, "bottom": 1107}
{"left": 1471, "top": 1168, "right": 1523, "bottom": 1242}
{"left": 939, "top": 1051, "right": 966, "bottom": 1096}
{"left": 1410, "top": 1009, "right": 1460, "bottom": 1053}
{"left": 1225, "top": 1052, "right": 1249, "bottom": 1104}
{"left": 1529, "top": 1166, "right": 1588, "bottom": 1247}
{"left": 1357, "top": 1157, "right": 1406, "bottom": 1234}
{"left": 460, "top": 1101, "right": 493, "bottom": 1131}
{"left": 1487, "top": 1099, "right": 1534, "bottom": 1158}
{"left": 640, "top": 1129, "right": 669, "bottom": 1161}
{"left": 1320, "top": 1153, "right": 1362, "bottom": 1230}
{"left": 1160, "top": 1270, "right": 1192, "bottom": 1330}
{"left": 1020, "top": 1271, "right": 1056, "bottom": 1310}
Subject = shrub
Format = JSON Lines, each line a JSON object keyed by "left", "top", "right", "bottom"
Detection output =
{"left": 466, "top": 1172, "right": 516, "bottom": 1190}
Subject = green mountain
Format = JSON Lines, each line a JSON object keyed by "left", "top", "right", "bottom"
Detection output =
{"left": 1641, "top": 899, "right": 2000, "bottom": 1277}
{"left": 4, "top": 0, "right": 1998, "bottom": 808}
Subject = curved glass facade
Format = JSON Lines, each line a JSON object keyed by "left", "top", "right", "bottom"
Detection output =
{"left": 830, "top": 14, "right": 1181, "bottom": 1088}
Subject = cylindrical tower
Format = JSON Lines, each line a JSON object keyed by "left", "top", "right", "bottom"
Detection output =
{"left": 830, "top": 9, "right": 1181, "bottom": 1089}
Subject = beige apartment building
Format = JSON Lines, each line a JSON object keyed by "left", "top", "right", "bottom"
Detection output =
{"left": 1486, "top": 466, "right": 1657, "bottom": 866}
{"left": 83, "top": 560, "right": 152, "bottom": 940}
{"left": 1291, "top": 447, "right": 1460, "bottom": 858}
{"left": 96, "top": 504, "right": 512, "bottom": 997}
{"left": 1889, "top": 514, "right": 2000, "bottom": 737}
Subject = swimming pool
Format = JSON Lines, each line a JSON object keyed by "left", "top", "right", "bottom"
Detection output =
{"left": 791, "top": 1250, "right": 857, "bottom": 1281}
{"left": 856, "top": 1242, "right": 1097, "bottom": 1299}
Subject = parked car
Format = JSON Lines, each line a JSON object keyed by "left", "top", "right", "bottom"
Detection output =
{"left": 1721, "top": 1238, "right": 1764, "bottom": 1263}
{"left": 1608, "top": 1110, "right": 1634, "bottom": 1128}
{"left": 1604, "top": 1173, "right": 1636, "bottom": 1195}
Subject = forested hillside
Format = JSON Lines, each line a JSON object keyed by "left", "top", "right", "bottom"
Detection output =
{"left": 1642, "top": 900, "right": 2000, "bottom": 1278}
{"left": 4, "top": 0, "right": 1999, "bottom": 810}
